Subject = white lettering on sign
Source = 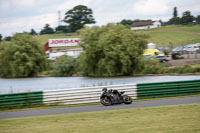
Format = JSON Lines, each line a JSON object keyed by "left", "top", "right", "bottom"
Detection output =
{"left": 48, "top": 38, "right": 80, "bottom": 47}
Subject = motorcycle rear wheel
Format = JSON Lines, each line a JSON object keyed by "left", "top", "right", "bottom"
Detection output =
{"left": 123, "top": 95, "right": 132, "bottom": 104}
{"left": 100, "top": 96, "right": 112, "bottom": 106}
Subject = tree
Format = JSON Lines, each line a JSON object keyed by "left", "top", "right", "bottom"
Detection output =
{"left": 159, "top": 19, "right": 163, "bottom": 26}
{"left": 40, "top": 24, "right": 54, "bottom": 35}
{"left": 50, "top": 55, "right": 76, "bottom": 76}
{"left": 29, "top": 29, "right": 37, "bottom": 36}
{"left": 119, "top": 19, "right": 133, "bottom": 25}
{"left": 168, "top": 17, "right": 180, "bottom": 25}
{"left": 4, "top": 36, "right": 12, "bottom": 41}
{"left": 78, "top": 24, "right": 148, "bottom": 76}
{"left": 63, "top": 5, "right": 95, "bottom": 32}
{"left": 180, "top": 11, "right": 194, "bottom": 24}
{"left": 0, "top": 33, "right": 47, "bottom": 78}
{"left": 55, "top": 25, "right": 71, "bottom": 33}
{"left": 196, "top": 15, "right": 200, "bottom": 24}
{"left": 168, "top": 7, "right": 180, "bottom": 24}
{"left": 118, "top": 19, "right": 134, "bottom": 29}
{"left": 173, "top": 7, "right": 178, "bottom": 17}
{"left": 0, "top": 34, "right": 2, "bottom": 42}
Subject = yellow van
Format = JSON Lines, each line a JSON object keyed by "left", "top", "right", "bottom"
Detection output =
{"left": 144, "top": 49, "right": 165, "bottom": 57}
{"left": 144, "top": 49, "right": 168, "bottom": 62}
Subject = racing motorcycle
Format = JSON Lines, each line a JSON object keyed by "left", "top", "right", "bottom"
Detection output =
{"left": 100, "top": 88, "right": 132, "bottom": 106}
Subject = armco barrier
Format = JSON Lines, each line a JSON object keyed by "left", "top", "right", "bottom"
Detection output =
{"left": 43, "top": 83, "right": 137, "bottom": 105}
{"left": 137, "top": 80, "right": 200, "bottom": 99}
{"left": 0, "top": 79, "right": 199, "bottom": 108}
{"left": 0, "top": 91, "right": 43, "bottom": 108}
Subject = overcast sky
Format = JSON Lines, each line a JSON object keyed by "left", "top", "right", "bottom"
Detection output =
{"left": 0, "top": 0, "right": 200, "bottom": 37}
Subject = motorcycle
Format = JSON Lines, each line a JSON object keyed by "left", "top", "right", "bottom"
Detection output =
{"left": 100, "top": 88, "right": 132, "bottom": 106}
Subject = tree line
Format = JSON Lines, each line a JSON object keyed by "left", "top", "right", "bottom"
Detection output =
{"left": 0, "top": 5, "right": 95, "bottom": 41}
{"left": 31, "top": 5, "right": 200, "bottom": 37}
{"left": 118, "top": 7, "right": 200, "bottom": 27}
{"left": 0, "top": 24, "right": 148, "bottom": 78}
{"left": 1, "top": 5, "right": 199, "bottom": 41}
{"left": 0, "top": 5, "right": 200, "bottom": 78}
{"left": 168, "top": 7, "right": 200, "bottom": 25}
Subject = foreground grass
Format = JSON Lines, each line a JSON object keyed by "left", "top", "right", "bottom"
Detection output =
{"left": 1, "top": 103, "right": 200, "bottom": 133}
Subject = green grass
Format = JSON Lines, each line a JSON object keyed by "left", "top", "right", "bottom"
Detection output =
{"left": 167, "top": 63, "right": 200, "bottom": 68}
{"left": 0, "top": 103, "right": 200, "bottom": 133}
{"left": 190, "top": 64, "right": 200, "bottom": 67}
{"left": 147, "top": 31, "right": 200, "bottom": 47}
{"left": 135, "top": 25, "right": 200, "bottom": 47}
{"left": 149, "top": 25, "right": 200, "bottom": 32}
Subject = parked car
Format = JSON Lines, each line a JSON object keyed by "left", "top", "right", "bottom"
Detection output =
{"left": 172, "top": 52, "right": 184, "bottom": 59}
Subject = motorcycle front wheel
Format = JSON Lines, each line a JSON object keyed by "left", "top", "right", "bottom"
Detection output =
{"left": 123, "top": 95, "right": 132, "bottom": 104}
{"left": 100, "top": 96, "right": 112, "bottom": 106}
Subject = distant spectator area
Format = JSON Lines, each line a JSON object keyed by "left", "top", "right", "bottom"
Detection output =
{"left": 130, "top": 21, "right": 161, "bottom": 30}
{"left": 173, "top": 43, "right": 200, "bottom": 53}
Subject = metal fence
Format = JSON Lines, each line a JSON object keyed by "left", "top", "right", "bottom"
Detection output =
{"left": 182, "top": 54, "right": 200, "bottom": 59}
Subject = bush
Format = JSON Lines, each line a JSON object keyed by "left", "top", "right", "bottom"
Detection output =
{"left": 167, "top": 67, "right": 181, "bottom": 73}
{"left": 50, "top": 55, "right": 76, "bottom": 76}
{"left": 167, "top": 65, "right": 200, "bottom": 74}
{"left": 0, "top": 33, "right": 47, "bottom": 78}
{"left": 140, "top": 58, "right": 166, "bottom": 74}
{"left": 181, "top": 65, "right": 195, "bottom": 73}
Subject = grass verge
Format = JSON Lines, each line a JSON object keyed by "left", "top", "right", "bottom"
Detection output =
{"left": 0, "top": 103, "right": 200, "bottom": 133}
{"left": 0, "top": 102, "right": 100, "bottom": 112}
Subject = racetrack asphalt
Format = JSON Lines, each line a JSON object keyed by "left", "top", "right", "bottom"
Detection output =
{"left": 0, "top": 96, "right": 200, "bottom": 119}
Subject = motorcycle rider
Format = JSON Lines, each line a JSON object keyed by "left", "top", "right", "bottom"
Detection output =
{"left": 100, "top": 87, "right": 132, "bottom": 106}
{"left": 104, "top": 88, "right": 121, "bottom": 98}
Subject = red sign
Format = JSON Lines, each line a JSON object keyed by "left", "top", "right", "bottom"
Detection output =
{"left": 48, "top": 38, "right": 79, "bottom": 47}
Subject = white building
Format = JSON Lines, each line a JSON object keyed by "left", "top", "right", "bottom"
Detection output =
{"left": 131, "top": 21, "right": 161, "bottom": 30}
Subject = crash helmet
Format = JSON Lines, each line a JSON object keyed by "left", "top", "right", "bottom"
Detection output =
{"left": 102, "top": 88, "right": 107, "bottom": 92}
